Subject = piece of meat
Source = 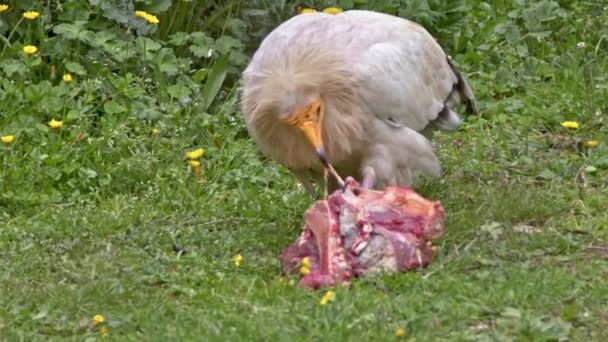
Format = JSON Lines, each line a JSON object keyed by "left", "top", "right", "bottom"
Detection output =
{"left": 281, "top": 180, "right": 445, "bottom": 289}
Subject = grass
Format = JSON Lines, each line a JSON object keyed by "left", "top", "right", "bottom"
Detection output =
{"left": 1, "top": 0, "right": 607, "bottom": 340}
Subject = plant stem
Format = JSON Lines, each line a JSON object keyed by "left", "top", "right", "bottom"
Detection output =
{"left": 0, "top": 17, "right": 24, "bottom": 58}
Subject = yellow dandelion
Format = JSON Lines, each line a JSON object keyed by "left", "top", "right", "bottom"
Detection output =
{"left": 560, "top": 121, "right": 579, "bottom": 130}
{"left": 234, "top": 254, "right": 243, "bottom": 267}
{"left": 188, "top": 159, "right": 201, "bottom": 167}
{"left": 1, "top": 135, "right": 15, "bottom": 145}
{"left": 23, "top": 45, "right": 38, "bottom": 55}
{"left": 301, "top": 256, "right": 311, "bottom": 268}
{"left": 151, "top": 128, "right": 160, "bottom": 135}
{"left": 92, "top": 314, "right": 105, "bottom": 326}
{"left": 279, "top": 276, "right": 286, "bottom": 285}
{"left": 145, "top": 13, "right": 159, "bottom": 24}
{"left": 0, "top": 4, "right": 9, "bottom": 13}
{"left": 48, "top": 118, "right": 63, "bottom": 129}
{"left": 300, "top": 265, "right": 310, "bottom": 275}
{"left": 320, "top": 290, "right": 335, "bottom": 305}
{"left": 62, "top": 73, "right": 72, "bottom": 83}
{"left": 300, "top": 8, "right": 318, "bottom": 14}
{"left": 186, "top": 148, "right": 204, "bottom": 160}
{"left": 395, "top": 327, "right": 406, "bottom": 337}
{"left": 100, "top": 326, "right": 109, "bottom": 337}
{"left": 299, "top": 257, "right": 311, "bottom": 275}
{"left": 135, "top": 10, "right": 148, "bottom": 19}
{"left": 323, "top": 7, "right": 343, "bottom": 15}
{"left": 22, "top": 10, "right": 40, "bottom": 20}
{"left": 585, "top": 140, "right": 599, "bottom": 148}
{"left": 135, "top": 10, "right": 159, "bottom": 24}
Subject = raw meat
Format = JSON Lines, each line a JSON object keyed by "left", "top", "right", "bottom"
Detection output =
{"left": 281, "top": 179, "right": 446, "bottom": 289}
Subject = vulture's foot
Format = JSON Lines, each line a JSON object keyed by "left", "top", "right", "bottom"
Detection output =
{"left": 361, "top": 167, "right": 376, "bottom": 189}
{"left": 341, "top": 176, "right": 357, "bottom": 193}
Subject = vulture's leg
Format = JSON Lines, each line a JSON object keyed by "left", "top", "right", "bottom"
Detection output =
{"left": 323, "top": 168, "right": 329, "bottom": 198}
{"left": 320, "top": 158, "right": 344, "bottom": 188}
{"left": 361, "top": 166, "right": 376, "bottom": 189}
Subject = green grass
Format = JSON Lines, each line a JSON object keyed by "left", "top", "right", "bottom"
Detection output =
{"left": 1, "top": 0, "right": 608, "bottom": 340}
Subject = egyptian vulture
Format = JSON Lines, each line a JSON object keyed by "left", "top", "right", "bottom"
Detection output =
{"left": 241, "top": 10, "right": 476, "bottom": 194}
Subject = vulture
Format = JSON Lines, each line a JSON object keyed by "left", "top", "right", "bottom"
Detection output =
{"left": 241, "top": 10, "right": 476, "bottom": 195}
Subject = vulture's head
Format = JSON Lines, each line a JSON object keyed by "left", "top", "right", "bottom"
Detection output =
{"left": 242, "top": 47, "right": 357, "bottom": 188}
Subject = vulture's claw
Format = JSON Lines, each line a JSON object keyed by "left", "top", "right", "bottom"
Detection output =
{"left": 341, "top": 176, "right": 357, "bottom": 193}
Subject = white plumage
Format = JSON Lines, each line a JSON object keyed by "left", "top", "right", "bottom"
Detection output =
{"left": 241, "top": 10, "right": 476, "bottom": 193}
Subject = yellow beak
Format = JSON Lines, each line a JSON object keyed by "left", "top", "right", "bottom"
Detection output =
{"left": 285, "top": 100, "right": 344, "bottom": 187}
{"left": 288, "top": 100, "right": 324, "bottom": 154}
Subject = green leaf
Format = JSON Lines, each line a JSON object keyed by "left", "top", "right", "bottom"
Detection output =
{"left": 169, "top": 32, "right": 190, "bottom": 46}
{"left": 53, "top": 22, "right": 90, "bottom": 41}
{"left": 133, "top": 96, "right": 162, "bottom": 120}
{"left": 201, "top": 52, "right": 230, "bottom": 111}
{"left": 66, "top": 109, "right": 80, "bottom": 121}
{"left": 104, "top": 100, "right": 127, "bottom": 115}
{"left": 124, "top": 87, "right": 146, "bottom": 99}
{"left": 189, "top": 32, "right": 214, "bottom": 58}
{"left": 214, "top": 36, "right": 243, "bottom": 55}
{"left": 538, "top": 169, "right": 557, "bottom": 180}
{"left": 0, "top": 59, "right": 27, "bottom": 77}
{"left": 154, "top": 48, "right": 180, "bottom": 76}
{"left": 137, "top": 37, "right": 162, "bottom": 52}
{"left": 167, "top": 84, "right": 192, "bottom": 99}
{"left": 562, "top": 304, "right": 578, "bottom": 321}
{"left": 65, "top": 61, "right": 87, "bottom": 76}
{"left": 192, "top": 68, "right": 208, "bottom": 83}
{"left": 84, "top": 31, "right": 117, "bottom": 49}
{"left": 584, "top": 166, "right": 597, "bottom": 174}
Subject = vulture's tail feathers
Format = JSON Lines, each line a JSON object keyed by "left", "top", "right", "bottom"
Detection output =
{"left": 446, "top": 56, "right": 478, "bottom": 115}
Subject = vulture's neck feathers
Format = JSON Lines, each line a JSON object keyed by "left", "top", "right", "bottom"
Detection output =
{"left": 242, "top": 45, "right": 364, "bottom": 169}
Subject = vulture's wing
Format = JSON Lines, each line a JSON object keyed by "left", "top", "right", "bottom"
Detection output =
{"left": 342, "top": 11, "right": 474, "bottom": 132}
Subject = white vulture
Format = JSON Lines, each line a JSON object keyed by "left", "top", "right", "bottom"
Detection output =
{"left": 241, "top": 10, "right": 476, "bottom": 195}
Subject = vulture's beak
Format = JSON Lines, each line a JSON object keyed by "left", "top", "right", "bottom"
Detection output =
{"left": 285, "top": 100, "right": 344, "bottom": 188}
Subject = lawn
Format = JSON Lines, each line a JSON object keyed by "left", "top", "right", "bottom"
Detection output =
{"left": 1, "top": 0, "right": 607, "bottom": 340}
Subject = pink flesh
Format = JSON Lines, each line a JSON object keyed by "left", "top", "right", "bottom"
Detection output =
{"left": 304, "top": 202, "right": 331, "bottom": 274}
{"left": 281, "top": 181, "right": 446, "bottom": 289}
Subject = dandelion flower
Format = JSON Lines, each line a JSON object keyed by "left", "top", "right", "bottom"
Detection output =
{"left": 188, "top": 159, "right": 201, "bottom": 168}
{"left": 152, "top": 128, "right": 160, "bottom": 135}
{"left": 279, "top": 276, "right": 286, "bottom": 285}
{"left": 1, "top": 135, "right": 15, "bottom": 145}
{"left": 323, "top": 7, "right": 343, "bottom": 15}
{"left": 320, "top": 290, "right": 335, "bottom": 305}
{"left": 186, "top": 148, "right": 204, "bottom": 160}
{"left": 560, "top": 121, "right": 579, "bottom": 130}
{"left": 145, "top": 14, "right": 159, "bottom": 24}
{"left": 135, "top": 10, "right": 159, "bottom": 25}
{"left": 48, "top": 118, "right": 63, "bottom": 129}
{"left": 299, "top": 256, "right": 311, "bottom": 275}
{"left": 0, "top": 4, "right": 9, "bottom": 13}
{"left": 395, "top": 327, "right": 406, "bottom": 337}
{"left": 62, "top": 73, "right": 72, "bottom": 83}
{"left": 100, "top": 326, "right": 109, "bottom": 337}
{"left": 22, "top": 11, "right": 40, "bottom": 20}
{"left": 93, "top": 314, "right": 105, "bottom": 326}
{"left": 300, "top": 8, "right": 317, "bottom": 14}
{"left": 234, "top": 254, "right": 243, "bottom": 267}
{"left": 585, "top": 140, "right": 599, "bottom": 147}
{"left": 300, "top": 256, "right": 311, "bottom": 268}
{"left": 23, "top": 45, "right": 38, "bottom": 55}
